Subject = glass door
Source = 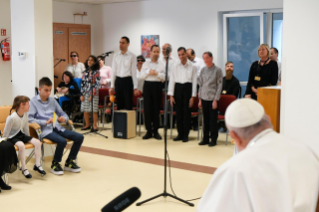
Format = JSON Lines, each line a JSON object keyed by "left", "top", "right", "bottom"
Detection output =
{"left": 223, "top": 13, "right": 264, "bottom": 97}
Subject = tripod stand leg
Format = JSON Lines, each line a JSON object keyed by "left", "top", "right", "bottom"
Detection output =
{"left": 166, "top": 193, "right": 194, "bottom": 206}
{"left": 136, "top": 193, "right": 164, "bottom": 206}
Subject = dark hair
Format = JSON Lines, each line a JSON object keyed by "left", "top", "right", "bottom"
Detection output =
{"left": 10, "top": 95, "right": 30, "bottom": 114}
{"left": 85, "top": 55, "right": 100, "bottom": 71}
{"left": 121, "top": 36, "right": 130, "bottom": 43}
{"left": 151, "top": 45, "right": 160, "bottom": 51}
{"left": 188, "top": 48, "right": 195, "bottom": 55}
{"left": 177, "top": 47, "right": 186, "bottom": 53}
{"left": 39, "top": 77, "right": 52, "bottom": 87}
{"left": 271, "top": 47, "right": 279, "bottom": 54}
{"left": 203, "top": 51, "right": 213, "bottom": 57}
{"left": 62, "top": 71, "right": 74, "bottom": 82}
{"left": 70, "top": 51, "right": 79, "bottom": 57}
{"left": 137, "top": 55, "right": 145, "bottom": 62}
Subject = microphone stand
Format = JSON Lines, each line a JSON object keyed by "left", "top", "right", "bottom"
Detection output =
{"left": 54, "top": 59, "right": 65, "bottom": 79}
{"left": 136, "top": 52, "right": 194, "bottom": 207}
{"left": 82, "top": 54, "right": 109, "bottom": 139}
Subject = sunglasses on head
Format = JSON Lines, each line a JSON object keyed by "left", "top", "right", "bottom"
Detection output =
{"left": 137, "top": 60, "right": 144, "bottom": 62}
{"left": 70, "top": 55, "right": 77, "bottom": 58}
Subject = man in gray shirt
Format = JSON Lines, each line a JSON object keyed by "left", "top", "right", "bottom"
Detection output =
{"left": 198, "top": 52, "right": 223, "bottom": 147}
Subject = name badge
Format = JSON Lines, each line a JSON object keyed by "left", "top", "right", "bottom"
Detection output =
{"left": 222, "top": 90, "right": 226, "bottom": 94}
{"left": 255, "top": 76, "right": 261, "bottom": 81}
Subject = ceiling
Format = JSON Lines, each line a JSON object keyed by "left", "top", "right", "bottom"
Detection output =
{"left": 53, "top": 0, "right": 148, "bottom": 4}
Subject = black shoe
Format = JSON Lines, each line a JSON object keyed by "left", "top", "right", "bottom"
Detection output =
{"left": 143, "top": 132, "right": 153, "bottom": 140}
{"left": 154, "top": 132, "right": 162, "bottom": 140}
{"left": 198, "top": 140, "right": 209, "bottom": 145}
{"left": 0, "top": 179, "right": 11, "bottom": 190}
{"left": 22, "top": 169, "right": 32, "bottom": 179}
{"left": 33, "top": 165, "right": 46, "bottom": 176}
{"left": 81, "top": 126, "right": 90, "bottom": 131}
{"left": 93, "top": 128, "right": 99, "bottom": 132}
{"left": 51, "top": 161, "right": 64, "bottom": 175}
{"left": 208, "top": 142, "right": 217, "bottom": 147}
{"left": 173, "top": 136, "right": 183, "bottom": 141}
{"left": 65, "top": 159, "right": 81, "bottom": 173}
{"left": 183, "top": 138, "right": 189, "bottom": 142}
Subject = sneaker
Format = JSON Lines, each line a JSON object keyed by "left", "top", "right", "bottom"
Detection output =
{"left": 64, "top": 159, "right": 81, "bottom": 173}
{"left": 51, "top": 161, "right": 64, "bottom": 175}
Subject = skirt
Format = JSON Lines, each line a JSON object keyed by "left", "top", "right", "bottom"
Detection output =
{"left": 81, "top": 95, "right": 99, "bottom": 113}
{"left": 0, "top": 141, "right": 18, "bottom": 176}
{"left": 6, "top": 131, "right": 33, "bottom": 145}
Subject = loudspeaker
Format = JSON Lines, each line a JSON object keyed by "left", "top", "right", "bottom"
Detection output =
{"left": 114, "top": 110, "right": 136, "bottom": 139}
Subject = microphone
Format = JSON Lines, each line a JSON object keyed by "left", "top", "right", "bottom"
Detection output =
{"left": 101, "top": 51, "right": 114, "bottom": 57}
{"left": 165, "top": 47, "right": 171, "bottom": 56}
{"left": 55, "top": 58, "right": 66, "bottom": 61}
{"left": 101, "top": 187, "right": 141, "bottom": 212}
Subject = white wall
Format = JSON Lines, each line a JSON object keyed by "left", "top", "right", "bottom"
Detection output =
{"left": 52, "top": 1, "right": 96, "bottom": 54}
{"left": 281, "top": 0, "right": 319, "bottom": 155}
{"left": 0, "top": 0, "right": 13, "bottom": 106}
{"left": 11, "top": 0, "right": 36, "bottom": 99}
{"left": 91, "top": 0, "right": 283, "bottom": 67}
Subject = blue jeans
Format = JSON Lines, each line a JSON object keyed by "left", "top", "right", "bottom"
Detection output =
{"left": 44, "top": 128, "right": 84, "bottom": 162}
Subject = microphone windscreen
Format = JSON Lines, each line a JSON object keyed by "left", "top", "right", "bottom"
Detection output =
{"left": 101, "top": 187, "right": 141, "bottom": 212}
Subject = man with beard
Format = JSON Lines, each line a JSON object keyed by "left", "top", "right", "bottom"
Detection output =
{"left": 221, "top": 61, "right": 240, "bottom": 97}
{"left": 140, "top": 45, "right": 165, "bottom": 140}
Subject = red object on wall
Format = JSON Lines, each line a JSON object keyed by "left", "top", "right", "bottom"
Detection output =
{"left": 0, "top": 38, "right": 10, "bottom": 61}
{"left": 1, "top": 29, "right": 6, "bottom": 36}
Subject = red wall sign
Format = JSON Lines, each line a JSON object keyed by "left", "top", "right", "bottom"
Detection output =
{"left": 1, "top": 29, "right": 6, "bottom": 36}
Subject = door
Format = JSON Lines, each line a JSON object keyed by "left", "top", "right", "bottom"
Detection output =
{"left": 53, "top": 27, "right": 68, "bottom": 87}
{"left": 68, "top": 28, "right": 91, "bottom": 65}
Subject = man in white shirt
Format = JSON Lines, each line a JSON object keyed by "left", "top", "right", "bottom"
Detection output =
{"left": 168, "top": 47, "right": 197, "bottom": 142}
{"left": 109, "top": 36, "right": 140, "bottom": 110}
{"left": 186, "top": 48, "right": 205, "bottom": 78}
{"left": 270, "top": 47, "right": 281, "bottom": 84}
{"left": 140, "top": 45, "right": 165, "bottom": 140}
{"left": 161, "top": 43, "right": 177, "bottom": 86}
{"left": 197, "top": 99, "right": 319, "bottom": 212}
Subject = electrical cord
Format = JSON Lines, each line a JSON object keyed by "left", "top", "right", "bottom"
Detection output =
{"left": 166, "top": 150, "right": 202, "bottom": 202}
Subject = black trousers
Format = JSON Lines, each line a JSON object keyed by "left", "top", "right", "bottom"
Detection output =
{"left": 115, "top": 76, "right": 133, "bottom": 110}
{"left": 174, "top": 83, "right": 192, "bottom": 139}
{"left": 143, "top": 81, "right": 162, "bottom": 133}
{"left": 202, "top": 99, "right": 219, "bottom": 144}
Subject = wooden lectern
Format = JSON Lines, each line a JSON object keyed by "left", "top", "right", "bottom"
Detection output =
{"left": 257, "top": 86, "right": 281, "bottom": 133}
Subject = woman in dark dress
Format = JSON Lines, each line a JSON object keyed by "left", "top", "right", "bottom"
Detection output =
{"left": 0, "top": 141, "right": 18, "bottom": 192}
{"left": 244, "top": 44, "right": 278, "bottom": 100}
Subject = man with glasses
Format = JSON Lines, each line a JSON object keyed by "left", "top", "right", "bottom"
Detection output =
{"left": 109, "top": 36, "right": 139, "bottom": 110}
{"left": 64, "top": 51, "right": 85, "bottom": 78}
{"left": 136, "top": 55, "right": 146, "bottom": 92}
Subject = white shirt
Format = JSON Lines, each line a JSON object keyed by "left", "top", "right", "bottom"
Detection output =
{"left": 191, "top": 57, "right": 205, "bottom": 77}
{"left": 64, "top": 62, "right": 85, "bottom": 78}
{"left": 111, "top": 51, "right": 137, "bottom": 89}
{"left": 168, "top": 60, "right": 197, "bottom": 97}
{"left": 161, "top": 56, "right": 177, "bottom": 80}
{"left": 3, "top": 112, "right": 30, "bottom": 139}
{"left": 140, "top": 60, "right": 165, "bottom": 82}
{"left": 136, "top": 69, "right": 144, "bottom": 91}
{"left": 198, "top": 129, "right": 319, "bottom": 212}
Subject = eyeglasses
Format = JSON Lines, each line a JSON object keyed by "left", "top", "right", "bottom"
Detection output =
{"left": 70, "top": 55, "right": 77, "bottom": 58}
{"left": 137, "top": 60, "right": 144, "bottom": 62}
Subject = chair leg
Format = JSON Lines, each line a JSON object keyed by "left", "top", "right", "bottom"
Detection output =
{"left": 25, "top": 149, "right": 35, "bottom": 165}
{"left": 41, "top": 144, "right": 45, "bottom": 167}
{"left": 139, "top": 106, "right": 142, "bottom": 136}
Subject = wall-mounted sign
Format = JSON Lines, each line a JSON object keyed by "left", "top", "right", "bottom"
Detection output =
{"left": 54, "top": 31, "right": 63, "bottom": 34}
{"left": 1, "top": 29, "right": 6, "bottom": 36}
{"left": 71, "top": 32, "right": 87, "bottom": 35}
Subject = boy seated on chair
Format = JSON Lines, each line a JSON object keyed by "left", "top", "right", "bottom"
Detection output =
{"left": 28, "top": 77, "right": 84, "bottom": 175}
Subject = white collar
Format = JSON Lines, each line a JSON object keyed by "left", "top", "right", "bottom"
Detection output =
{"left": 246, "top": 128, "right": 273, "bottom": 148}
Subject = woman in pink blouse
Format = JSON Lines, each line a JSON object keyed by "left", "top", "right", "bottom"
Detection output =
{"left": 97, "top": 56, "right": 112, "bottom": 88}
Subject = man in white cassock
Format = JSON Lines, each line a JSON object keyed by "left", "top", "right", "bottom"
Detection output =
{"left": 197, "top": 99, "right": 319, "bottom": 212}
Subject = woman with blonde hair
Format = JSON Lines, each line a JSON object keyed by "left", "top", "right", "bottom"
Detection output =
{"left": 244, "top": 44, "right": 278, "bottom": 100}
{"left": 3, "top": 96, "right": 46, "bottom": 178}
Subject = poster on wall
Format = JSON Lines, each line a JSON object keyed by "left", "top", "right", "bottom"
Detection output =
{"left": 141, "top": 35, "right": 159, "bottom": 58}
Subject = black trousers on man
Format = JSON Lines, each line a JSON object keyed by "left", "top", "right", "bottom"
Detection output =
{"left": 143, "top": 81, "right": 162, "bottom": 134}
{"left": 115, "top": 76, "right": 133, "bottom": 110}
{"left": 202, "top": 99, "right": 219, "bottom": 145}
{"left": 174, "top": 83, "right": 192, "bottom": 139}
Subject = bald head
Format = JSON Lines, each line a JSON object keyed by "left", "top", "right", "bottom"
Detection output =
{"left": 186, "top": 48, "right": 196, "bottom": 61}
{"left": 162, "top": 43, "right": 172, "bottom": 57}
